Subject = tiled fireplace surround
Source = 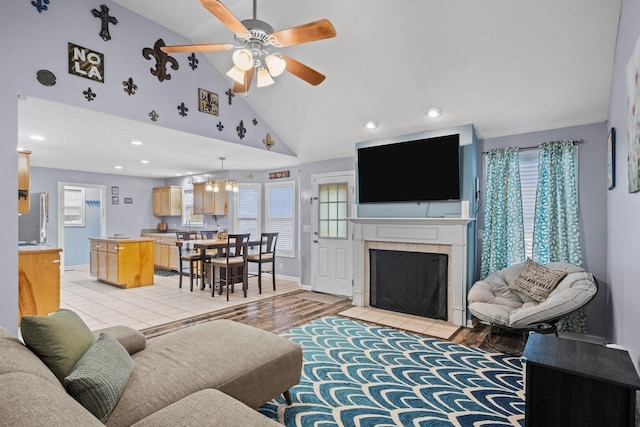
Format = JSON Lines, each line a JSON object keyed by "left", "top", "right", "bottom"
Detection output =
{"left": 350, "top": 218, "right": 473, "bottom": 327}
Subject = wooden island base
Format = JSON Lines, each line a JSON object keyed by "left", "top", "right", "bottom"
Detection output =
{"left": 89, "top": 238, "right": 154, "bottom": 288}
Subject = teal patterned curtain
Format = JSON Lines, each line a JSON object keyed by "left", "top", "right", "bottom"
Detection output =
{"left": 532, "top": 141, "right": 582, "bottom": 265}
{"left": 481, "top": 147, "right": 525, "bottom": 279}
{"left": 533, "top": 140, "right": 584, "bottom": 332}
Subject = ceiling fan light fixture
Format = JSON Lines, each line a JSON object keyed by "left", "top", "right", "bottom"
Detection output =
{"left": 265, "top": 54, "right": 286, "bottom": 77}
{"left": 232, "top": 48, "right": 254, "bottom": 71}
{"left": 256, "top": 67, "right": 275, "bottom": 87}
{"left": 226, "top": 65, "right": 246, "bottom": 84}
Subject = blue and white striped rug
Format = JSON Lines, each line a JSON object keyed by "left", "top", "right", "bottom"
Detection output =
{"left": 260, "top": 316, "right": 525, "bottom": 427}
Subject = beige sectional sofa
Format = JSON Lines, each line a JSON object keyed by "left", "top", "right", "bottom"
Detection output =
{"left": 0, "top": 316, "right": 302, "bottom": 426}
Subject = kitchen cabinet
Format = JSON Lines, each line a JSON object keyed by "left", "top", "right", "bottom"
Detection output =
{"left": 89, "top": 238, "right": 154, "bottom": 288}
{"left": 142, "top": 233, "right": 179, "bottom": 271}
{"left": 18, "top": 247, "right": 62, "bottom": 321}
{"left": 153, "top": 186, "right": 182, "bottom": 216}
{"left": 192, "top": 182, "right": 227, "bottom": 215}
{"left": 18, "top": 150, "right": 31, "bottom": 214}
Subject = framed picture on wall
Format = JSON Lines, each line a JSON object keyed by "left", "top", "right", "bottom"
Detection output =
{"left": 608, "top": 127, "right": 616, "bottom": 190}
{"left": 112, "top": 196, "right": 119, "bottom": 205}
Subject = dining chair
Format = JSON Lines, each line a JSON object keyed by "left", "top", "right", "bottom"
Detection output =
{"left": 246, "top": 232, "right": 278, "bottom": 293}
{"left": 200, "top": 230, "right": 217, "bottom": 239}
{"left": 210, "top": 234, "right": 250, "bottom": 300}
{"left": 176, "top": 231, "right": 202, "bottom": 291}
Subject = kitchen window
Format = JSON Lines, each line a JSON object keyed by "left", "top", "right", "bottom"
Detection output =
{"left": 265, "top": 180, "right": 295, "bottom": 258}
{"left": 182, "top": 188, "right": 204, "bottom": 227}
{"left": 234, "top": 183, "right": 261, "bottom": 241}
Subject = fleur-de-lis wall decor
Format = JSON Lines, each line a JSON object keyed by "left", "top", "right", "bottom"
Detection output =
{"left": 252, "top": 118, "right": 258, "bottom": 126}
{"left": 237, "top": 120, "right": 246, "bottom": 140}
{"left": 31, "top": 0, "right": 49, "bottom": 13}
{"left": 217, "top": 121, "right": 224, "bottom": 132}
{"left": 188, "top": 53, "right": 199, "bottom": 70}
{"left": 122, "top": 77, "right": 137, "bottom": 95}
{"left": 149, "top": 110, "right": 159, "bottom": 122}
{"left": 263, "top": 133, "right": 275, "bottom": 150}
{"left": 177, "top": 102, "right": 189, "bottom": 117}
{"left": 142, "top": 39, "right": 179, "bottom": 82}
{"left": 83, "top": 87, "right": 96, "bottom": 102}
{"left": 91, "top": 4, "right": 118, "bottom": 42}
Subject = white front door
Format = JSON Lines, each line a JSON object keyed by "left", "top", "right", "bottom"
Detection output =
{"left": 311, "top": 172, "right": 355, "bottom": 296}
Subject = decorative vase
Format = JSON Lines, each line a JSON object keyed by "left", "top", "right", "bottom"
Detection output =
{"left": 157, "top": 220, "right": 168, "bottom": 232}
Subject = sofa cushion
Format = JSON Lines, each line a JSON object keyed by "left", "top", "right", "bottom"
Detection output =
{"left": 64, "top": 333, "right": 134, "bottom": 423}
{"left": 94, "top": 325, "right": 147, "bottom": 355}
{"left": 130, "top": 389, "right": 282, "bottom": 427}
{"left": 0, "top": 372, "right": 103, "bottom": 427}
{"left": 0, "top": 327, "right": 62, "bottom": 387}
{"left": 508, "top": 258, "right": 567, "bottom": 302}
{"left": 20, "top": 309, "right": 96, "bottom": 382}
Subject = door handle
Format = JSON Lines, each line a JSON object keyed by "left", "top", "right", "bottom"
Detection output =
{"left": 313, "top": 240, "right": 318, "bottom": 243}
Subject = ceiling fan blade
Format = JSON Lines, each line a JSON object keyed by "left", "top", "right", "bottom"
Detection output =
{"left": 161, "top": 43, "right": 233, "bottom": 53}
{"left": 232, "top": 67, "right": 255, "bottom": 93}
{"left": 198, "top": 0, "right": 251, "bottom": 37}
{"left": 281, "top": 55, "right": 326, "bottom": 86}
{"left": 269, "top": 19, "right": 336, "bottom": 47}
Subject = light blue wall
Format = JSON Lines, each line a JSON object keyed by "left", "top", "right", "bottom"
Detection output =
{"left": 64, "top": 187, "right": 101, "bottom": 266}
{"left": 606, "top": 0, "right": 640, "bottom": 368}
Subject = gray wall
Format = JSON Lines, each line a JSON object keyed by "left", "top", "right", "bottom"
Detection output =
{"left": 606, "top": 0, "right": 640, "bottom": 368}
{"left": 478, "top": 122, "right": 609, "bottom": 337}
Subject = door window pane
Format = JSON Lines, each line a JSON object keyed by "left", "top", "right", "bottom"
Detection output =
{"left": 318, "top": 182, "right": 348, "bottom": 239}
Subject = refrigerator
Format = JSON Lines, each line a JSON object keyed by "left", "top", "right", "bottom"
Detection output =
{"left": 18, "top": 192, "right": 48, "bottom": 245}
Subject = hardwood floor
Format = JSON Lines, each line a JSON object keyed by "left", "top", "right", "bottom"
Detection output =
{"left": 141, "top": 289, "right": 525, "bottom": 354}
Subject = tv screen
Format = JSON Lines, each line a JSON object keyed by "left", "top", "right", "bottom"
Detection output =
{"left": 357, "top": 134, "right": 460, "bottom": 203}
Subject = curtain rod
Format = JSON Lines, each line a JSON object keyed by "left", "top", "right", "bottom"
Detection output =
{"left": 482, "top": 139, "right": 584, "bottom": 155}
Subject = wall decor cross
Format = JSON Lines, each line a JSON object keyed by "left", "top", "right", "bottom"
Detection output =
{"left": 31, "top": 0, "right": 49, "bottom": 13}
{"left": 142, "top": 39, "right": 179, "bottom": 82}
{"left": 91, "top": 4, "right": 118, "bottom": 41}
{"left": 225, "top": 88, "right": 235, "bottom": 105}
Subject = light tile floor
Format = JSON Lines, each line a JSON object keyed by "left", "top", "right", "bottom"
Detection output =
{"left": 60, "top": 265, "right": 300, "bottom": 331}
{"left": 339, "top": 306, "right": 460, "bottom": 340}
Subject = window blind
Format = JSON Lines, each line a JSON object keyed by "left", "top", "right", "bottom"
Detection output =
{"left": 519, "top": 150, "right": 539, "bottom": 259}
{"left": 265, "top": 181, "right": 295, "bottom": 258}
{"left": 234, "top": 183, "right": 261, "bottom": 241}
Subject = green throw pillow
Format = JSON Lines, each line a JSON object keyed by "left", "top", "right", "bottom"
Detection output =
{"left": 21, "top": 309, "right": 96, "bottom": 382}
{"left": 64, "top": 333, "right": 134, "bottom": 423}
{"left": 509, "top": 258, "right": 568, "bottom": 302}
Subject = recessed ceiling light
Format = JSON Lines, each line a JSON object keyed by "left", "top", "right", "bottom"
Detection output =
{"left": 427, "top": 107, "right": 442, "bottom": 119}
{"left": 365, "top": 120, "right": 378, "bottom": 129}
{"left": 140, "top": 160, "right": 149, "bottom": 164}
{"left": 130, "top": 140, "right": 143, "bottom": 145}
{"left": 114, "top": 165, "right": 123, "bottom": 169}
{"left": 29, "top": 135, "right": 45, "bottom": 141}
{"left": 175, "top": 173, "right": 182, "bottom": 176}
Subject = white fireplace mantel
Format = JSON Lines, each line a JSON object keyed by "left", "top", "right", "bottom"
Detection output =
{"left": 349, "top": 217, "right": 474, "bottom": 327}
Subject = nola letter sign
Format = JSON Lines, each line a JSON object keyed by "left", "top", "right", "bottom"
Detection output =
{"left": 68, "top": 42, "right": 104, "bottom": 83}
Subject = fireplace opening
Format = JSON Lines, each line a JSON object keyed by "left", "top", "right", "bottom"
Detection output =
{"left": 369, "top": 249, "right": 448, "bottom": 320}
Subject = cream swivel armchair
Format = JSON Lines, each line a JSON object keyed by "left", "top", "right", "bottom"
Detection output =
{"left": 468, "top": 260, "right": 598, "bottom": 351}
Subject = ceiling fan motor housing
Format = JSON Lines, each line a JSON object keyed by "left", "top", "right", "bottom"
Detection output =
{"left": 236, "top": 19, "right": 276, "bottom": 67}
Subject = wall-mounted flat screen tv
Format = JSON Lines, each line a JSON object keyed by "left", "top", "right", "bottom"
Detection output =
{"left": 357, "top": 134, "right": 460, "bottom": 203}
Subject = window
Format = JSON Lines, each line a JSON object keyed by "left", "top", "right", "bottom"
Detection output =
{"left": 318, "top": 182, "right": 348, "bottom": 239}
{"left": 519, "top": 150, "right": 538, "bottom": 259}
{"left": 234, "top": 183, "right": 261, "bottom": 240}
{"left": 265, "top": 181, "right": 295, "bottom": 258}
{"left": 182, "top": 188, "right": 204, "bottom": 227}
{"left": 64, "top": 186, "right": 85, "bottom": 226}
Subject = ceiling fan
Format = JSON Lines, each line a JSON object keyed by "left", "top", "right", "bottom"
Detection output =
{"left": 161, "top": 0, "right": 336, "bottom": 93}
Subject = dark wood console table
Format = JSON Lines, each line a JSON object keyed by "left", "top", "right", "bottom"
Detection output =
{"left": 521, "top": 333, "right": 640, "bottom": 427}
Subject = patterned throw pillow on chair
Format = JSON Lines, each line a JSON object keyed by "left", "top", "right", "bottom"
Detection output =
{"left": 509, "top": 258, "right": 568, "bottom": 302}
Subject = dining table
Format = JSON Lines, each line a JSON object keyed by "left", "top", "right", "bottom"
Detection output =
{"left": 176, "top": 239, "right": 260, "bottom": 291}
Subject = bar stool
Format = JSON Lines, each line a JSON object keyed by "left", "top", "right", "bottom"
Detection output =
{"left": 176, "top": 231, "right": 201, "bottom": 291}
{"left": 246, "top": 232, "right": 278, "bottom": 293}
{"left": 210, "top": 234, "right": 250, "bottom": 300}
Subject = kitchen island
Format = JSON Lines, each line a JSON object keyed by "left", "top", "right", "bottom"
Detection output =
{"left": 89, "top": 238, "right": 154, "bottom": 288}
{"left": 18, "top": 245, "right": 62, "bottom": 321}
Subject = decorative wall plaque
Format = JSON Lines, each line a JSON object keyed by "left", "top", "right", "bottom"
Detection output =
{"left": 36, "top": 70, "right": 56, "bottom": 86}
{"left": 69, "top": 42, "right": 104, "bottom": 83}
{"left": 198, "top": 88, "right": 219, "bottom": 115}
{"left": 142, "top": 39, "right": 179, "bottom": 82}
{"left": 269, "top": 170, "right": 290, "bottom": 179}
